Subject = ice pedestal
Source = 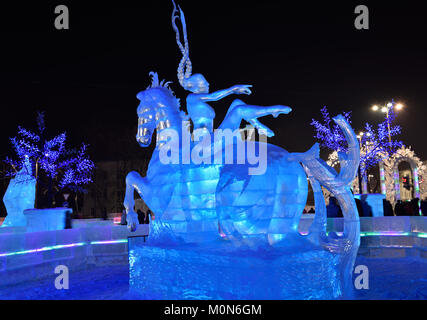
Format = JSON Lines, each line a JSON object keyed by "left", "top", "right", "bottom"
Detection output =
{"left": 129, "top": 237, "right": 347, "bottom": 300}
{"left": 24, "top": 208, "right": 72, "bottom": 232}
{"left": 2, "top": 158, "right": 36, "bottom": 228}
{"left": 355, "top": 194, "right": 385, "bottom": 217}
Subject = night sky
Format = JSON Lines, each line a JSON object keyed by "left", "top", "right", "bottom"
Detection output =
{"left": 0, "top": 1, "right": 426, "bottom": 163}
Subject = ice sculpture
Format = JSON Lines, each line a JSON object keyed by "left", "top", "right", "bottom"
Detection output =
{"left": 2, "top": 157, "right": 36, "bottom": 227}
{"left": 125, "top": 73, "right": 296, "bottom": 244}
{"left": 126, "top": 1, "right": 360, "bottom": 299}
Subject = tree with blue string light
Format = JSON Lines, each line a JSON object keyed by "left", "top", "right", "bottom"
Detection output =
{"left": 4, "top": 111, "right": 95, "bottom": 208}
{"left": 311, "top": 105, "right": 402, "bottom": 193}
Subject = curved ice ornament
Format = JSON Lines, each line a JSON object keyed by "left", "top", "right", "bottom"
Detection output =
{"left": 289, "top": 115, "right": 361, "bottom": 296}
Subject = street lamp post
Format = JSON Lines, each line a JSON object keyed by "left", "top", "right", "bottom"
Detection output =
{"left": 356, "top": 133, "right": 363, "bottom": 194}
{"left": 372, "top": 99, "right": 404, "bottom": 145}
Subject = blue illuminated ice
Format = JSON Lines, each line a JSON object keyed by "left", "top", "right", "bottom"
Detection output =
{"left": 124, "top": 72, "right": 361, "bottom": 298}
{"left": 2, "top": 157, "right": 36, "bottom": 227}
{"left": 125, "top": 1, "right": 361, "bottom": 300}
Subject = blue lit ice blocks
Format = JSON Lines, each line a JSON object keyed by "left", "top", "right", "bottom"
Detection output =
{"left": 2, "top": 157, "right": 35, "bottom": 227}
{"left": 129, "top": 237, "right": 347, "bottom": 300}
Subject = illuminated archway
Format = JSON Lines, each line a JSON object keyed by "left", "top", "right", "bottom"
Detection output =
{"left": 383, "top": 146, "right": 426, "bottom": 207}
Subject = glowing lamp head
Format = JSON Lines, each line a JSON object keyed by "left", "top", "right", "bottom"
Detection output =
{"left": 387, "top": 102, "right": 393, "bottom": 108}
{"left": 381, "top": 107, "right": 388, "bottom": 113}
{"left": 372, "top": 105, "right": 379, "bottom": 111}
{"left": 395, "top": 103, "right": 404, "bottom": 111}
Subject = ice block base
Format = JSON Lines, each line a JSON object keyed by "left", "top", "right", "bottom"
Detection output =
{"left": 128, "top": 236, "right": 345, "bottom": 300}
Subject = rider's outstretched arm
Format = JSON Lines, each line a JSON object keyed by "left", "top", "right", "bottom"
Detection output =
{"left": 200, "top": 84, "right": 251, "bottom": 102}
{"left": 199, "top": 87, "right": 238, "bottom": 102}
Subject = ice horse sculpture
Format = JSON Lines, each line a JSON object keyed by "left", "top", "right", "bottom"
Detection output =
{"left": 2, "top": 157, "right": 36, "bottom": 227}
{"left": 126, "top": 2, "right": 360, "bottom": 299}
